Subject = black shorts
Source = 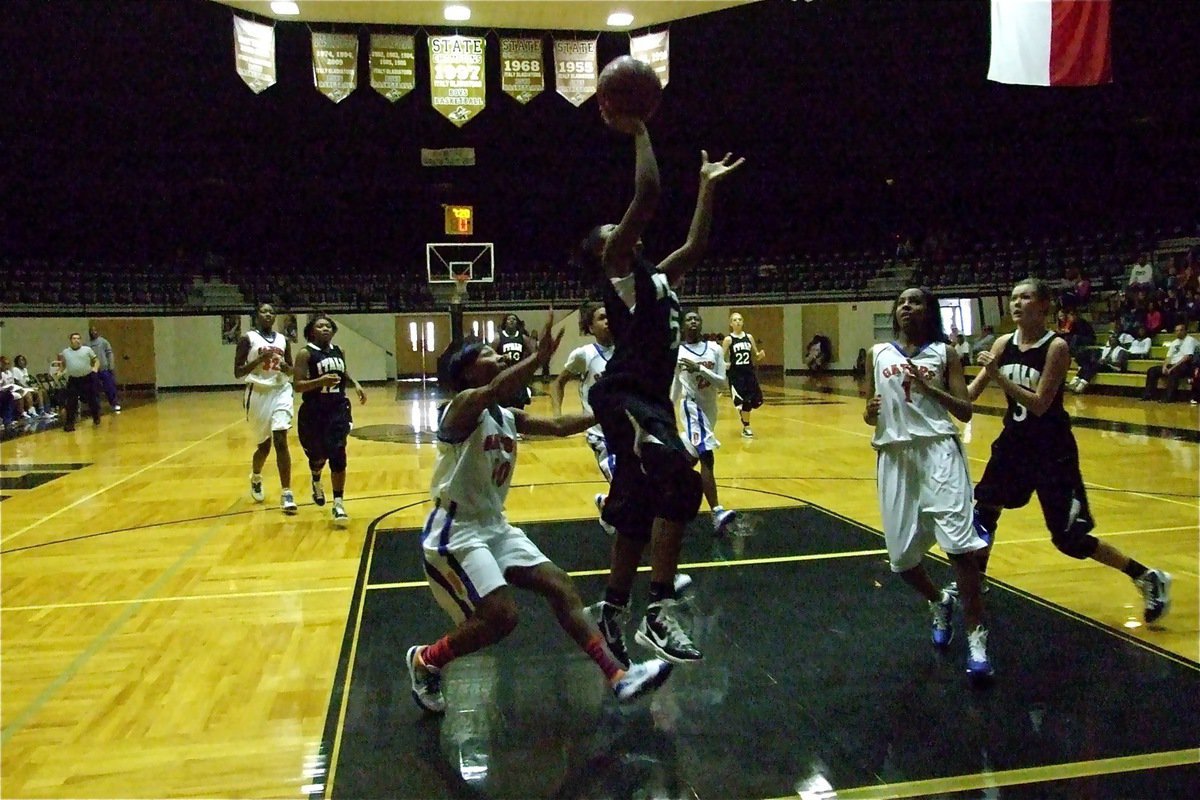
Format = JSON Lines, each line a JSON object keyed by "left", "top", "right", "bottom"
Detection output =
{"left": 728, "top": 369, "right": 763, "bottom": 411}
{"left": 589, "top": 381, "right": 694, "bottom": 541}
{"left": 298, "top": 398, "right": 352, "bottom": 462}
{"left": 974, "top": 431, "right": 1093, "bottom": 537}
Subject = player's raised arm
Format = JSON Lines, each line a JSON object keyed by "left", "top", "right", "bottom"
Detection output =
{"left": 600, "top": 119, "right": 660, "bottom": 279}
{"left": 658, "top": 150, "right": 746, "bottom": 287}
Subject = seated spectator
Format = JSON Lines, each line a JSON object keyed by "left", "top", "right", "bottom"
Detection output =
{"left": 1127, "top": 253, "right": 1155, "bottom": 289}
{"left": 7, "top": 355, "right": 53, "bottom": 418}
{"left": 948, "top": 330, "right": 971, "bottom": 360}
{"left": 805, "top": 334, "right": 832, "bottom": 372}
{"left": 1144, "top": 301, "right": 1164, "bottom": 335}
{"left": 0, "top": 356, "right": 37, "bottom": 420}
{"left": 1142, "top": 324, "right": 1196, "bottom": 403}
{"left": 1059, "top": 265, "right": 1092, "bottom": 310}
{"left": 971, "top": 325, "right": 996, "bottom": 357}
{"left": 1060, "top": 310, "right": 1096, "bottom": 359}
{"left": 1186, "top": 290, "right": 1200, "bottom": 330}
{"left": 1069, "top": 332, "right": 1129, "bottom": 394}
{"left": 1127, "top": 325, "right": 1154, "bottom": 360}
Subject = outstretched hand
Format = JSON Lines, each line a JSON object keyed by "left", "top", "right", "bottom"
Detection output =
{"left": 537, "top": 309, "right": 566, "bottom": 367}
{"left": 699, "top": 150, "right": 746, "bottom": 184}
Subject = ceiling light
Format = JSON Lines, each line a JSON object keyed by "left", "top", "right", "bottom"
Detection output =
{"left": 444, "top": 5, "right": 471, "bottom": 22}
{"left": 607, "top": 11, "right": 634, "bottom": 27}
{"left": 270, "top": 1, "right": 299, "bottom": 15}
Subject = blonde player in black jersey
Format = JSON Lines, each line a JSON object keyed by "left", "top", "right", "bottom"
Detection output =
{"left": 967, "top": 278, "right": 1171, "bottom": 623}
{"left": 722, "top": 312, "right": 765, "bottom": 436}
{"left": 864, "top": 287, "right": 991, "bottom": 682}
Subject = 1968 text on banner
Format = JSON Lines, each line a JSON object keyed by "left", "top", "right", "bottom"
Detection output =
{"left": 500, "top": 37, "right": 545, "bottom": 105}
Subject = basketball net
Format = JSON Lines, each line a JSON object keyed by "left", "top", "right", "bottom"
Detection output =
{"left": 451, "top": 275, "right": 470, "bottom": 306}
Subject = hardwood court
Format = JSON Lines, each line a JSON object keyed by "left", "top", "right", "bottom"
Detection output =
{"left": 1, "top": 377, "right": 1196, "bottom": 798}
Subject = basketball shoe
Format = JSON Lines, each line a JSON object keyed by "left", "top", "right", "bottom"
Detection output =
{"left": 595, "top": 493, "right": 616, "bottom": 536}
{"left": 281, "top": 490, "right": 298, "bottom": 515}
{"left": 612, "top": 659, "right": 673, "bottom": 702}
{"left": 250, "top": 474, "right": 265, "bottom": 503}
{"left": 594, "top": 601, "right": 631, "bottom": 669}
{"left": 636, "top": 599, "right": 702, "bottom": 663}
{"left": 406, "top": 645, "right": 446, "bottom": 713}
{"left": 930, "top": 589, "right": 956, "bottom": 647}
{"left": 1134, "top": 569, "right": 1172, "bottom": 623}
{"left": 332, "top": 499, "right": 349, "bottom": 527}
{"left": 966, "top": 626, "right": 995, "bottom": 684}
{"left": 311, "top": 480, "right": 326, "bottom": 507}
{"left": 712, "top": 507, "right": 738, "bottom": 536}
{"left": 741, "top": 425, "right": 754, "bottom": 437}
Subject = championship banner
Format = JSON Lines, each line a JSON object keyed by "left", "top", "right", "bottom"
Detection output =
{"left": 232, "top": 16, "right": 276, "bottom": 94}
{"left": 311, "top": 32, "right": 358, "bottom": 103}
{"left": 630, "top": 30, "right": 670, "bottom": 87}
{"left": 500, "top": 37, "right": 544, "bottom": 105}
{"left": 428, "top": 35, "right": 486, "bottom": 127}
{"left": 369, "top": 34, "right": 416, "bottom": 101}
{"left": 552, "top": 38, "right": 597, "bottom": 107}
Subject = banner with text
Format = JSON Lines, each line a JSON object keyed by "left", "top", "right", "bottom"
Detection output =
{"left": 421, "top": 148, "right": 477, "bottom": 167}
{"left": 552, "top": 38, "right": 597, "bottom": 107}
{"left": 500, "top": 37, "right": 545, "bottom": 105}
{"left": 233, "top": 17, "right": 276, "bottom": 94}
{"left": 369, "top": 34, "right": 416, "bottom": 101}
{"left": 312, "top": 32, "right": 358, "bottom": 103}
{"left": 429, "top": 35, "right": 486, "bottom": 127}
{"left": 630, "top": 30, "right": 670, "bottom": 87}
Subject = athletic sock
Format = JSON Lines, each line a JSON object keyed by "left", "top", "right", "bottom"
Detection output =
{"left": 421, "top": 637, "right": 456, "bottom": 670}
{"left": 648, "top": 581, "right": 673, "bottom": 604}
{"left": 603, "top": 588, "right": 630, "bottom": 612}
{"left": 1122, "top": 559, "right": 1148, "bottom": 580}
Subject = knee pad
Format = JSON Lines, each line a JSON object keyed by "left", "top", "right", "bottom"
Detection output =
{"left": 1052, "top": 527, "right": 1099, "bottom": 560}
{"left": 655, "top": 464, "right": 703, "bottom": 524}
{"left": 328, "top": 447, "right": 348, "bottom": 473}
{"left": 308, "top": 457, "right": 326, "bottom": 473}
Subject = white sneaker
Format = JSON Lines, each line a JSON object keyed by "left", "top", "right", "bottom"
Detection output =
{"left": 332, "top": 500, "right": 349, "bottom": 526}
{"left": 406, "top": 645, "right": 446, "bottom": 714}
{"left": 611, "top": 659, "right": 673, "bottom": 702}
{"left": 741, "top": 426, "right": 754, "bottom": 438}
{"left": 673, "top": 573, "right": 693, "bottom": 595}
{"left": 249, "top": 475, "right": 265, "bottom": 503}
{"left": 713, "top": 508, "right": 738, "bottom": 536}
{"left": 281, "top": 490, "right": 298, "bottom": 515}
{"left": 113, "top": 405, "right": 121, "bottom": 413}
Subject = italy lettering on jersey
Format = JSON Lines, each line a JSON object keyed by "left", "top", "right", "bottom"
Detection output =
{"left": 562, "top": 342, "right": 612, "bottom": 439}
{"left": 303, "top": 342, "right": 347, "bottom": 397}
{"left": 602, "top": 257, "right": 682, "bottom": 399}
{"left": 672, "top": 340, "right": 726, "bottom": 423}
{"left": 871, "top": 341, "right": 960, "bottom": 449}
{"left": 244, "top": 329, "right": 288, "bottom": 388}
{"left": 430, "top": 405, "right": 518, "bottom": 522}
{"left": 997, "top": 329, "right": 1070, "bottom": 435}
{"left": 728, "top": 333, "right": 755, "bottom": 370}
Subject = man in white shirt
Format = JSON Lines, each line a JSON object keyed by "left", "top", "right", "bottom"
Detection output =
{"left": 1126, "top": 326, "right": 1153, "bottom": 358}
{"left": 1142, "top": 324, "right": 1196, "bottom": 403}
{"left": 1127, "top": 254, "right": 1155, "bottom": 288}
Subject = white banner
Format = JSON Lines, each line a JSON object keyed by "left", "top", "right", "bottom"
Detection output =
{"left": 233, "top": 17, "right": 276, "bottom": 94}
{"left": 312, "top": 32, "right": 358, "bottom": 103}
{"left": 630, "top": 30, "right": 670, "bottom": 88}
{"left": 552, "top": 38, "right": 598, "bottom": 107}
{"left": 429, "top": 35, "right": 487, "bottom": 127}
{"left": 500, "top": 37, "right": 545, "bottom": 104}
{"left": 370, "top": 34, "right": 417, "bottom": 101}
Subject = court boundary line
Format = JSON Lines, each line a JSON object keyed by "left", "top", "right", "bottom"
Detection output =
{"left": 0, "top": 419, "right": 243, "bottom": 547}
{"left": 766, "top": 746, "right": 1200, "bottom": 800}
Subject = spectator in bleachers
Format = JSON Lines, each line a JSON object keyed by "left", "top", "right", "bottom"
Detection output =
{"left": 1144, "top": 301, "right": 1164, "bottom": 335}
{"left": 1069, "top": 332, "right": 1129, "bottom": 394}
{"left": 1058, "top": 265, "right": 1091, "bottom": 310}
{"left": 1186, "top": 289, "right": 1200, "bottom": 330}
{"left": 948, "top": 330, "right": 971, "bottom": 360}
{"left": 6, "top": 355, "right": 52, "bottom": 418}
{"left": 1058, "top": 310, "right": 1096, "bottom": 360}
{"left": 970, "top": 325, "right": 996, "bottom": 357}
{"left": 1127, "top": 325, "right": 1153, "bottom": 360}
{"left": 1141, "top": 323, "right": 1196, "bottom": 403}
{"left": 1127, "top": 253, "right": 1154, "bottom": 289}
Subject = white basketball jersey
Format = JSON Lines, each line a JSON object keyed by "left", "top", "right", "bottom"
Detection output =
{"left": 430, "top": 405, "right": 518, "bottom": 522}
{"left": 244, "top": 329, "right": 288, "bottom": 388}
{"left": 563, "top": 342, "right": 612, "bottom": 439}
{"left": 672, "top": 340, "right": 725, "bottom": 422}
{"left": 871, "top": 341, "right": 960, "bottom": 448}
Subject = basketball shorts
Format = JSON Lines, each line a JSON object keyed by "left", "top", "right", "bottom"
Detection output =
{"left": 298, "top": 398, "right": 352, "bottom": 462}
{"left": 590, "top": 381, "right": 696, "bottom": 539}
{"left": 679, "top": 396, "right": 720, "bottom": 456}
{"left": 729, "top": 369, "right": 763, "bottom": 411}
{"left": 975, "top": 431, "right": 1093, "bottom": 538}
{"left": 421, "top": 500, "right": 550, "bottom": 624}
{"left": 245, "top": 383, "right": 294, "bottom": 444}
{"left": 876, "top": 436, "right": 985, "bottom": 572}
{"left": 586, "top": 430, "right": 615, "bottom": 483}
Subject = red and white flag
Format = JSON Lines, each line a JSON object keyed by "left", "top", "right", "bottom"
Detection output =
{"left": 988, "top": 0, "right": 1112, "bottom": 86}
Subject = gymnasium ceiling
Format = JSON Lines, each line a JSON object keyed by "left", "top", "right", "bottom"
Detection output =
{"left": 212, "top": 1, "right": 762, "bottom": 31}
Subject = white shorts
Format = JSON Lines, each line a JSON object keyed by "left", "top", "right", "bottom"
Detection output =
{"left": 875, "top": 436, "right": 985, "bottom": 572}
{"left": 679, "top": 397, "right": 720, "bottom": 457}
{"left": 586, "top": 430, "right": 615, "bottom": 483}
{"left": 421, "top": 502, "right": 550, "bottom": 624}
{"left": 245, "top": 383, "right": 294, "bottom": 444}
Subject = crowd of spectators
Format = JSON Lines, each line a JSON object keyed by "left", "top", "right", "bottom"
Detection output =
{"left": 1112, "top": 249, "right": 1200, "bottom": 336}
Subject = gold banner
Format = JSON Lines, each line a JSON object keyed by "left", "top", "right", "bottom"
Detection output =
{"left": 552, "top": 38, "right": 597, "bottom": 107}
{"left": 500, "top": 37, "right": 544, "bottom": 105}
{"left": 369, "top": 34, "right": 416, "bottom": 101}
{"left": 630, "top": 30, "right": 670, "bottom": 88}
{"left": 428, "top": 35, "right": 486, "bottom": 127}
{"left": 312, "top": 32, "right": 358, "bottom": 103}
{"left": 233, "top": 17, "right": 276, "bottom": 94}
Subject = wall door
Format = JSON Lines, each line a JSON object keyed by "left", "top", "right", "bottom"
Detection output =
{"left": 732, "top": 306, "right": 784, "bottom": 369}
{"left": 394, "top": 314, "right": 452, "bottom": 378}
{"left": 90, "top": 317, "right": 156, "bottom": 388}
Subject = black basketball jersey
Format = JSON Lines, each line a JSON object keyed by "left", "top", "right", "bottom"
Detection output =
{"left": 600, "top": 255, "right": 682, "bottom": 399}
{"left": 728, "top": 333, "right": 755, "bottom": 372}
{"left": 497, "top": 330, "right": 526, "bottom": 366}
{"left": 303, "top": 342, "right": 347, "bottom": 400}
{"left": 996, "top": 329, "right": 1071, "bottom": 441}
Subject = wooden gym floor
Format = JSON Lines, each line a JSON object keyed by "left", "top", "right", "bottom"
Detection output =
{"left": 1, "top": 376, "right": 1196, "bottom": 798}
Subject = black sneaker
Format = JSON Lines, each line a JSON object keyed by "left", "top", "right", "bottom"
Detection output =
{"left": 636, "top": 600, "right": 702, "bottom": 663}
{"left": 595, "top": 601, "right": 631, "bottom": 669}
{"left": 1134, "top": 569, "right": 1172, "bottom": 623}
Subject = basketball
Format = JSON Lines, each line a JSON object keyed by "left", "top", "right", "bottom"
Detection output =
{"left": 597, "top": 56, "right": 662, "bottom": 123}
